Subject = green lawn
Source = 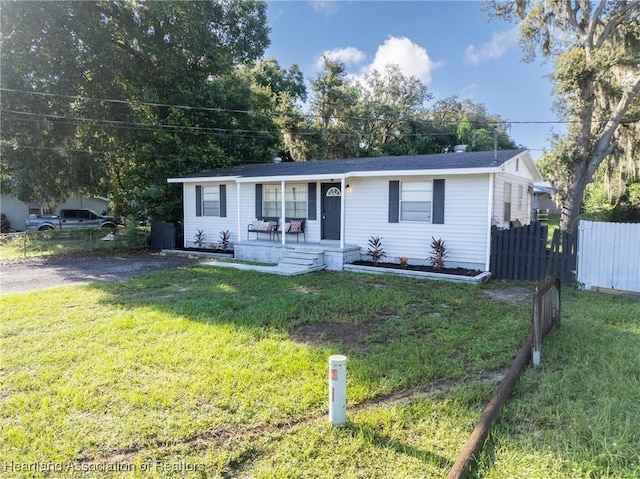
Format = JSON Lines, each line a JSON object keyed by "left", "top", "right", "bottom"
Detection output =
{"left": 1, "top": 265, "right": 638, "bottom": 478}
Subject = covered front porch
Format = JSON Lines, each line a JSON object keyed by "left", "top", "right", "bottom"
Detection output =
{"left": 234, "top": 239, "right": 362, "bottom": 271}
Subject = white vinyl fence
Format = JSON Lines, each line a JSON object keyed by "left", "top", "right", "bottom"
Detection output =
{"left": 577, "top": 220, "right": 640, "bottom": 293}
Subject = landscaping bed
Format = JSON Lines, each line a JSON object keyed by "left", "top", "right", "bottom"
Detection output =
{"left": 345, "top": 260, "right": 490, "bottom": 283}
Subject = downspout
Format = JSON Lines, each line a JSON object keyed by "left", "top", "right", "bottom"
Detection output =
{"left": 340, "top": 178, "right": 346, "bottom": 249}
{"left": 485, "top": 174, "right": 495, "bottom": 272}
{"left": 236, "top": 181, "right": 241, "bottom": 243}
{"left": 281, "top": 180, "right": 286, "bottom": 245}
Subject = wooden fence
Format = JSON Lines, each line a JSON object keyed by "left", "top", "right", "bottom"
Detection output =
{"left": 532, "top": 276, "right": 561, "bottom": 367}
{"left": 577, "top": 220, "right": 640, "bottom": 293}
{"left": 150, "top": 222, "right": 177, "bottom": 250}
{"left": 448, "top": 275, "right": 561, "bottom": 479}
{"left": 490, "top": 222, "right": 577, "bottom": 284}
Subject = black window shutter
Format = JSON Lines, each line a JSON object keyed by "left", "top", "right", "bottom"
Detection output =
{"left": 307, "top": 182, "right": 317, "bottom": 220}
{"left": 433, "top": 179, "right": 445, "bottom": 224}
{"left": 219, "top": 184, "right": 226, "bottom": 217}
{"left": 389, "top": 180, "right": 400, "bottom": 223}
{"left": 255, "top": 184, "right": 262, "bottom": 218}
{"left": 195, "top": 185, "right": 202, "bottom": 217}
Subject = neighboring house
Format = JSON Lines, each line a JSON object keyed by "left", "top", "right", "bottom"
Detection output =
{"left": 168, "top": 149, "right": 542, "bottom": 271}
{"left": 0, "top": 194, "right": 109, "bottom": 232}
{"left": 532, "top": 181, "right": 561, "bottom": 215}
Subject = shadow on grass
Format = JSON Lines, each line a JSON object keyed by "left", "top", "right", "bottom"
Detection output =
{"left": 341, "top": 423, "right": 454, "bottom": 470}
{"left": 89, "top": 264, "right": 532, "bottom": 382}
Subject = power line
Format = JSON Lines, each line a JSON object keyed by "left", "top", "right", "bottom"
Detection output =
{"left": 0, "top": 88, "right": 259, "bottom": 116}
{"left": 1, "top": 109, "right": 288, "bottom": 137}
{"left": 1, "top": 87, "right": 583, "bottom": 126}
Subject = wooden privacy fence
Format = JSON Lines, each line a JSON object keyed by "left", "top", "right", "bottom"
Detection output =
{"left": 577, "top": 220, "right": 640, "bottom": 293}
{"left": 490, "top": 222, "right": 577, "bottom": 284}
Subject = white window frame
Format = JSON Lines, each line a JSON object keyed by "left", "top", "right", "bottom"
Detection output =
{"left": 263, "top": 183, "right": 307, "bottom": 218}
{"left": 202, "top": 185, "right": 221, "bottom": 216}
{"left": 400, "top": 181, "right": 432, "bottom": 222}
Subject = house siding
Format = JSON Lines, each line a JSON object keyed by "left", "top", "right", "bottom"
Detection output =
{"left": 492, "top": 155, "right": 537, "bottom": 227}
{"left": 493, "top": 173, "right": 533, "bottom": 228}
{"left": 344, "top": 175, "right": 489, "bottom": 269}
{"left": 183, "top": 182, "right": 238, "bottom": 248}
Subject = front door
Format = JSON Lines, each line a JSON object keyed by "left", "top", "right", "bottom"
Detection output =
{"left": 321, "top": 183, "right": 341, "bottom": 240}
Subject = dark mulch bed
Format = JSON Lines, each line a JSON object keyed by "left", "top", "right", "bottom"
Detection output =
{"left": 352, "top": 260, "right": 482, "bottom": 277}
{"left": 177, "top": 247, "right": 234, "bottom": 255}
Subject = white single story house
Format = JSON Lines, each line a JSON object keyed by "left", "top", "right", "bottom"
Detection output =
{"left": 168, "top": 149, "right": 543, "bottom": 272}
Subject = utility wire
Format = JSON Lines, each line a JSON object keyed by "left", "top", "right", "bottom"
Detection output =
{"left": 1, "top": 87, "right": 584, "bottom": 126}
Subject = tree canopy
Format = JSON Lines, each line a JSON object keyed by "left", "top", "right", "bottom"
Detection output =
{"left": 2, "top": 0, "right": 522, "bottom": 222}
{"left": 486, "top": 0, "right": 640, "bottom": 230}
{"left": 1, "top": 0, "right": 273, "bottom": 220}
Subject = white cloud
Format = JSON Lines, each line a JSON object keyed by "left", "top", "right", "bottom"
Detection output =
{"left": 459, "top": 83, "right": 478, "bottom": 99}
{"left": 366, "top": 36, "right": 440, "bottom": 85}
{"left": 316, "top": 47, "right": 367, "bottom": 69}
{"left": 313, "top": 36, "right": 440, "bottom": 86}
{"left": 310, "top": 1, "right": 339, "bottom": 16}
{"left": 464, "top": 28, "right": 518, "bottom": 65}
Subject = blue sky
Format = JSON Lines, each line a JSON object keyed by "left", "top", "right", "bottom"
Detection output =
{"left": 265, "top": 1, "right": 565, "bottom": 159}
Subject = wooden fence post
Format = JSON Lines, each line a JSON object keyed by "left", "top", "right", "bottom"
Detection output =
{"left": 448, "top": 276, "right": 561, "bottom": 479}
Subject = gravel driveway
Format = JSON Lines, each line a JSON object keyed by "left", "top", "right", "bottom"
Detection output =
{"left": 0, "top": 251, "right": 200, "bottom": 295}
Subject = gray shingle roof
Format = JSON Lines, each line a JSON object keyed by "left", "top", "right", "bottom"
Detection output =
{"left": 177, "top": 149, "right": 527, "bottom": 179}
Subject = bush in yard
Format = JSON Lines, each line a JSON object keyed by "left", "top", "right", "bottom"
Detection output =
{"left": 1, "top": 214, "right": 10, "bottom": 233}
{"left": 217, "top": 230, "right": 233, "bottom": 252}
{"left": 367, "top": 236, "right": 386, "bottom": 264}
{"left": 428, "top": 237, "right": 448, "bottom": 270}
{"left": 193, "top": 229, "right": 207, "bottom": 249}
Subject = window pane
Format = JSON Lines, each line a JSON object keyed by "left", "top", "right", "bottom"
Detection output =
{"left": 401, "top": 181, "right": 430, "bottom": 192}
{"left": 203, "top": 201, "right": 220, "bottom": 216}
{"left": 504, "top": 183, "right": 512, "bottom": 201}
{"left": 504, "top": 203, "right": 511, "bottom": 222}
{"left": 402, "top": 190, "right": 431, "bottom": 201}
{"left": 263, "top": 184, "right": 307, "bottom": 219}
{"left": 400, "top": 181, "right": 432, "bottom": 222}
{"left": 263, "top": 202, "right": 281, "bottom": 217}
{"left": 264, "top": 185, "right": 280, "bottom": 201}
{"left": 401, "top": 202, "right": 431, "bottom": 222}
{"left": 286, "top": 201, "right": 306, "bottom": 218}
{"left": 202, "top": 186, "right": 220, "bottom": 216}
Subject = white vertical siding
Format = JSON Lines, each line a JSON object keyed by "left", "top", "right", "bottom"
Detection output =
{"left": 344, "top": 175, "right": 490, "bottom": 269}
{"left": 577, "top": 220, "right": 640, "bottom": 293}
{"left": 183, "top": 182, "right": 238, "bottom": 248}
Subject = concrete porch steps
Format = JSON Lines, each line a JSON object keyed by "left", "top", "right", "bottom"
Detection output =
{"left": 279, "top": 248, "right": 325, "bottom": 268}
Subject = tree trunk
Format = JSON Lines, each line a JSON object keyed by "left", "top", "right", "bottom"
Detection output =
{"left": 560, "top": 160, "right": 590, "bottom": 232}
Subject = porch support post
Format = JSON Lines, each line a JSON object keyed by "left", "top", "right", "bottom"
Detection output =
{"left": 340, "top": 178, "right": 346, "bottom": 249}
{"left": 236, "top": 181, "right": 241, "bottom": 243}
{"left": 485, "top": 174, "right": 494, "bottom": 271}
{"left": 281, "top": 180, "right": 286, "bottom": 245}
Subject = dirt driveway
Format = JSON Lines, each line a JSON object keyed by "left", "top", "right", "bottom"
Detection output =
{"left": 0, "top": 250, "right": 200, "bottom": 295}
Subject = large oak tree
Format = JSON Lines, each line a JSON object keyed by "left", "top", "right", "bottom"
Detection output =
{"left": 1, "top": 0, "right": 274, "bottom": 220}
{"left": 487, "top": 0, "right": 640, "bottom": 230}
